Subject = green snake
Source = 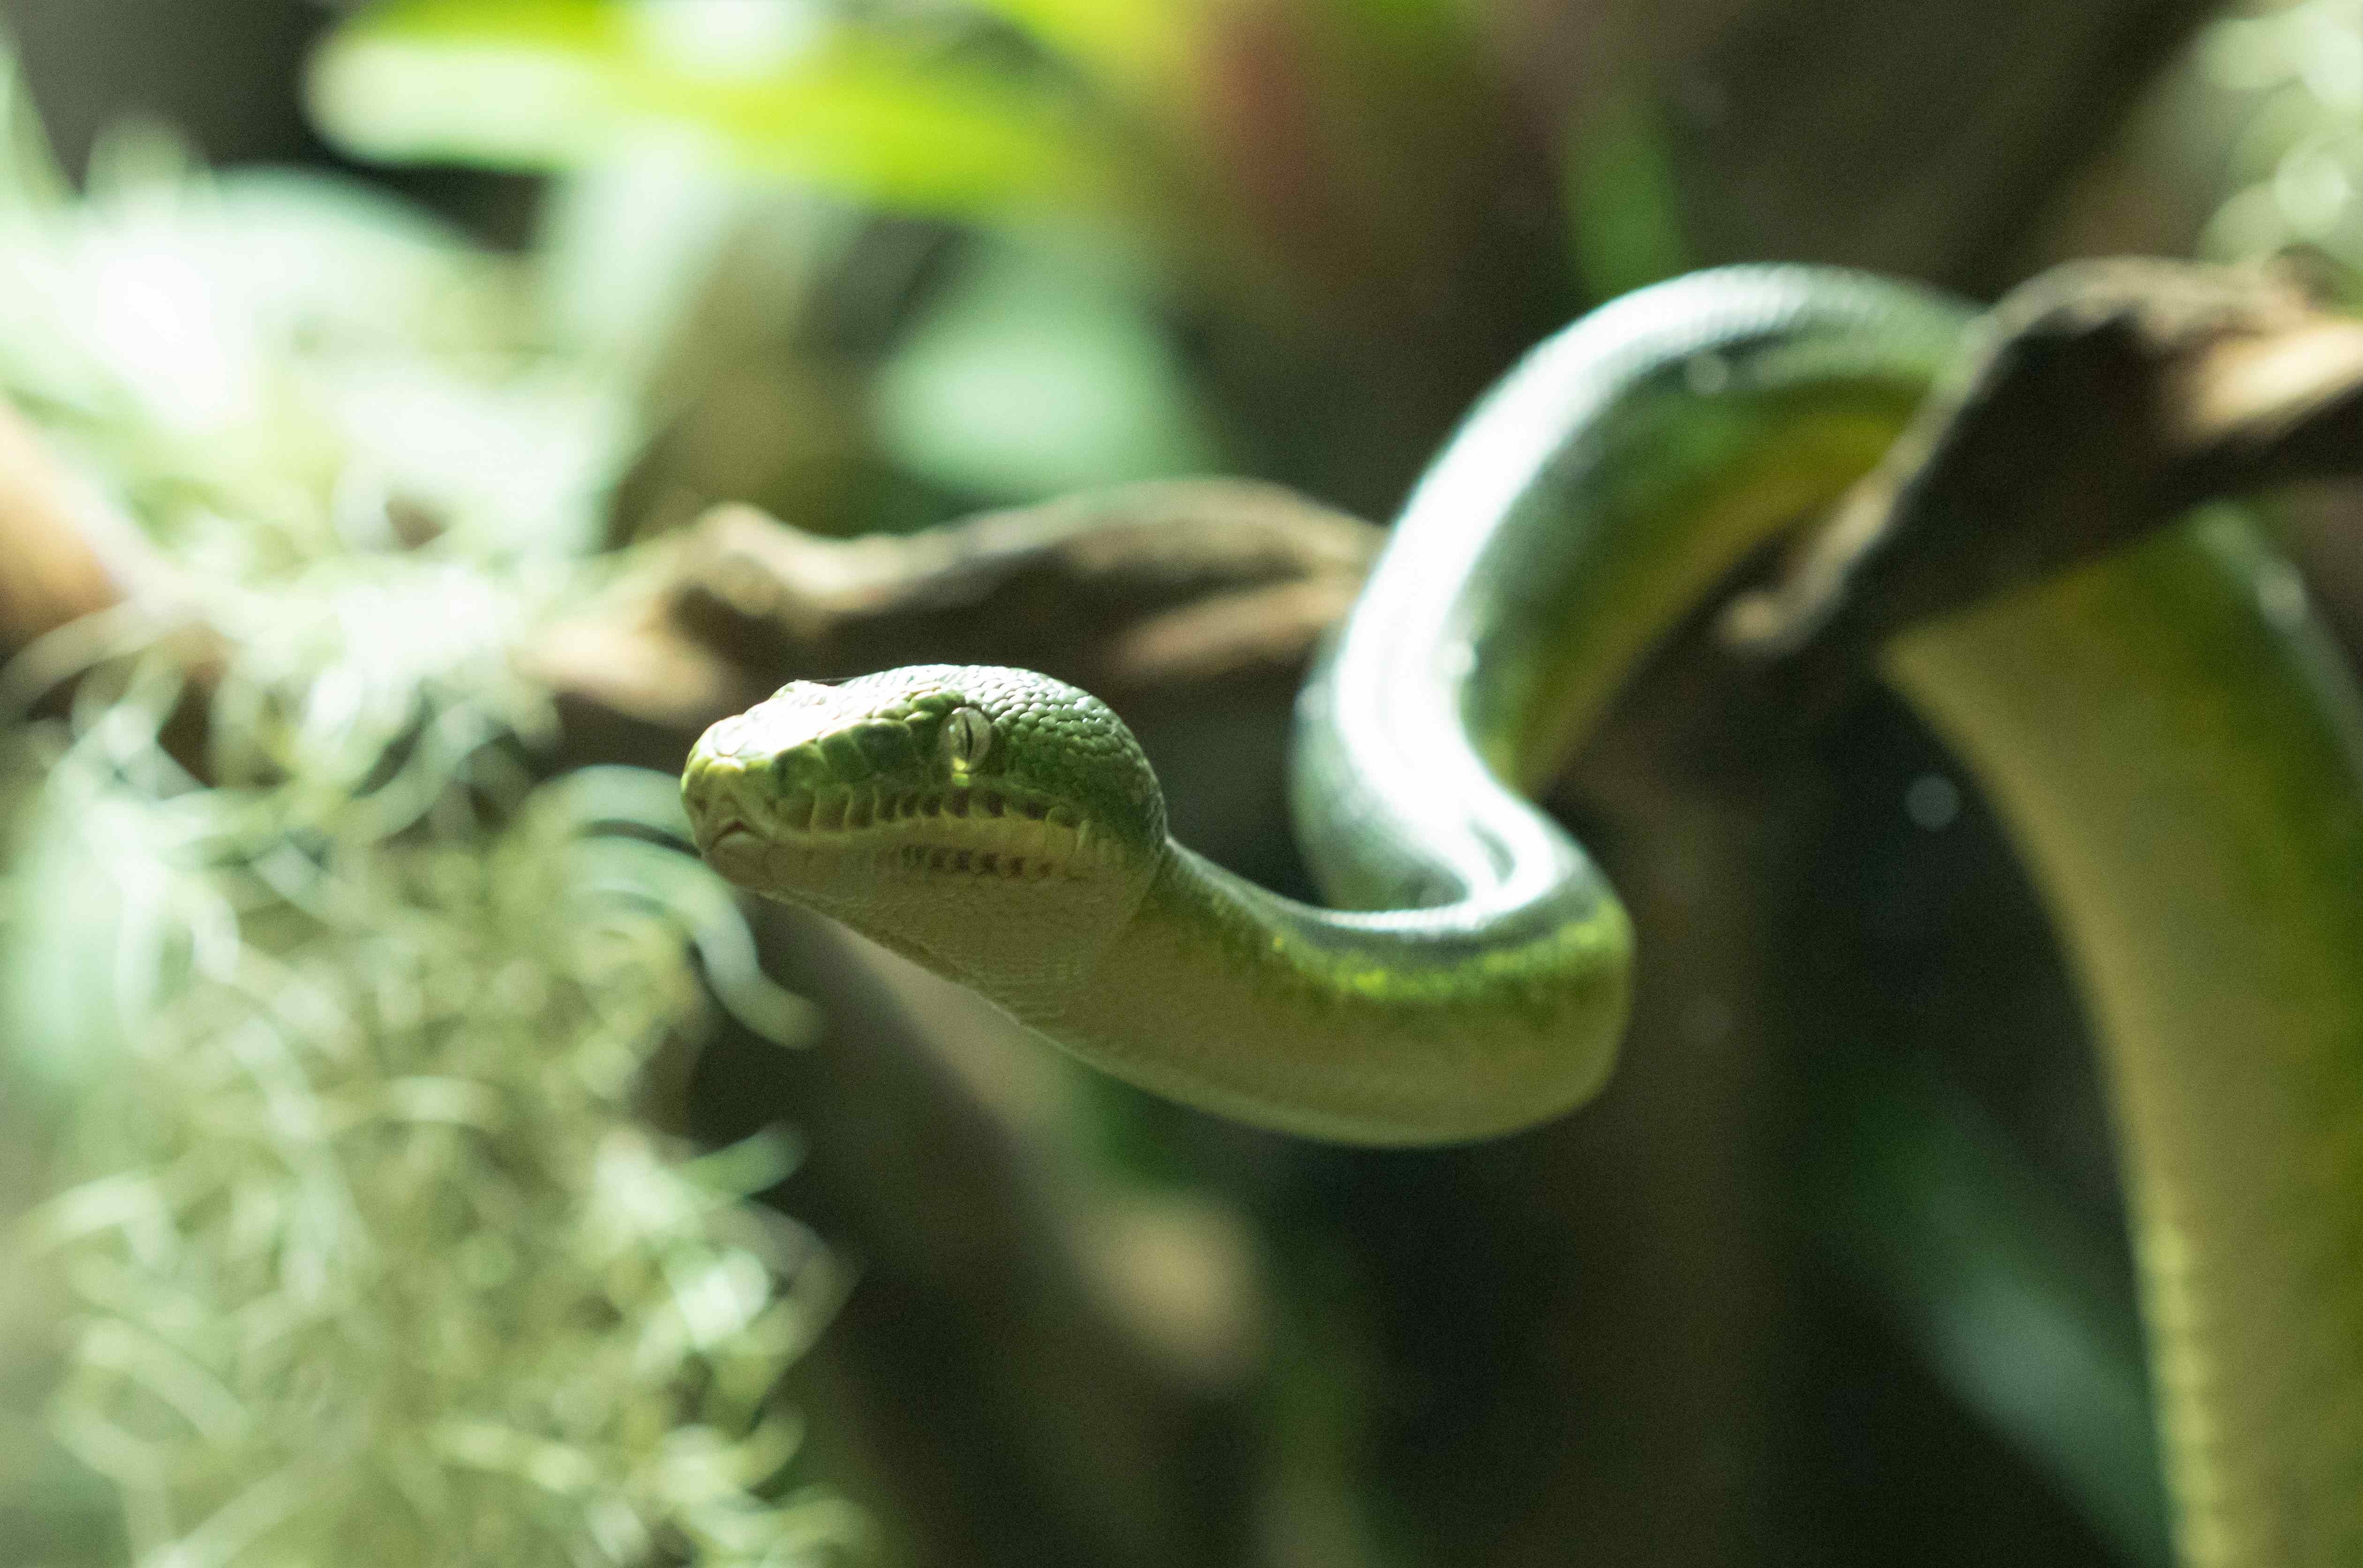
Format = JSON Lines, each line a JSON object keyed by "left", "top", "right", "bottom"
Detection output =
{"left": 680, "top": 267, "right": 2363, "bottom": 1566}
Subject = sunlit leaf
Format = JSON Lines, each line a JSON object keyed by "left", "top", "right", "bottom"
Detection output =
{"left": 309, "top": 0, "right": 1142, "bottom": 226}
{"left": 958, "top": 0, "right": 1200, "bottom": 111}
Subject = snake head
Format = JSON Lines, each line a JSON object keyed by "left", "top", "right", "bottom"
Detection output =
{"left": 681, "top": 665, "right": 1167, "bottom": 994}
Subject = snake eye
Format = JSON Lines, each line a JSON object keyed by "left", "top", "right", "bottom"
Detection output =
{"left": 941, "top": 706, "right": 994, "bottom": 772}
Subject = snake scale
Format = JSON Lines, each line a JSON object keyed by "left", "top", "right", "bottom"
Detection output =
{"left": 680, "top": 268, "right": 2363, "bottom": 1566}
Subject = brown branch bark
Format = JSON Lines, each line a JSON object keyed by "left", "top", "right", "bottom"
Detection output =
{"left": 1728, "top": 259, "right": 2363, "bottom": 668}
{"left": 0, "top": 404, "right": 142, "bottom": 662}
{"left": 532, "top": 479, "right": 1377, "bottom": 730}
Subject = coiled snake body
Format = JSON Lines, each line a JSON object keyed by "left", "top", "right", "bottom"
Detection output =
{"left": 682, "top": 269, "right": 2363, "bottom": 1565}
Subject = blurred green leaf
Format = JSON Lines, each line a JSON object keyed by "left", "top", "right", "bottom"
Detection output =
{"left": 1813, "top": 1068, "right": 2171, "bottom": 1567}
{"left": 1564, "top": 91, "right": 1691, "bottom": 301}
{"left": 0, "top": 26, "right": 69, "bottom": 214}
{"left": 871, "top": 240, "right": 1221, "bottom": 500}
{"left": 309, "top": 0, "right": 1140, "bottom": 226}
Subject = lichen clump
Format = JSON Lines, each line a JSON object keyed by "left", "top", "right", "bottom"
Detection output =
{"left": 3, "top": 560, "right": 856, "bottom": 1567}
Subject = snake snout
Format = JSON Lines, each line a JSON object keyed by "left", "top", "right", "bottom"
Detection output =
{"left": 680, "top": 755, "right": 771, "bottom": 886}
{"left": 677, "top": 753, "right": 736, "bottom": 847}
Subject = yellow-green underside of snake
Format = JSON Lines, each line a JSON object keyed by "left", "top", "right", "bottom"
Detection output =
{"left": 685, "top": 269, "right": 2363, "bottom": 1565}
{"left": 1891, "top": 519, "right": 2363, "bottom": 1567}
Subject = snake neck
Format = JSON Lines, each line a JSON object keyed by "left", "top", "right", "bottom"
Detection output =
{"left": 1018, "top": 841, "right": 1630, "bottom": 1144}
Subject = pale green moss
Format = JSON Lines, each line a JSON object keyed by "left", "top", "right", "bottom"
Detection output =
{"left": 0, "top": 43, "right": 861, "bottom": 1565}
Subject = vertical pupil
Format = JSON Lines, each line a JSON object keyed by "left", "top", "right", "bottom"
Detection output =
{"left": 948, "top": 707, "right": 990, "bottom": 767}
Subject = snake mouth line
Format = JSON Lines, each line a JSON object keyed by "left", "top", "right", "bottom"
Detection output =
{"left": 722, "top": 780, "right": 1106, "bottom": 884}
